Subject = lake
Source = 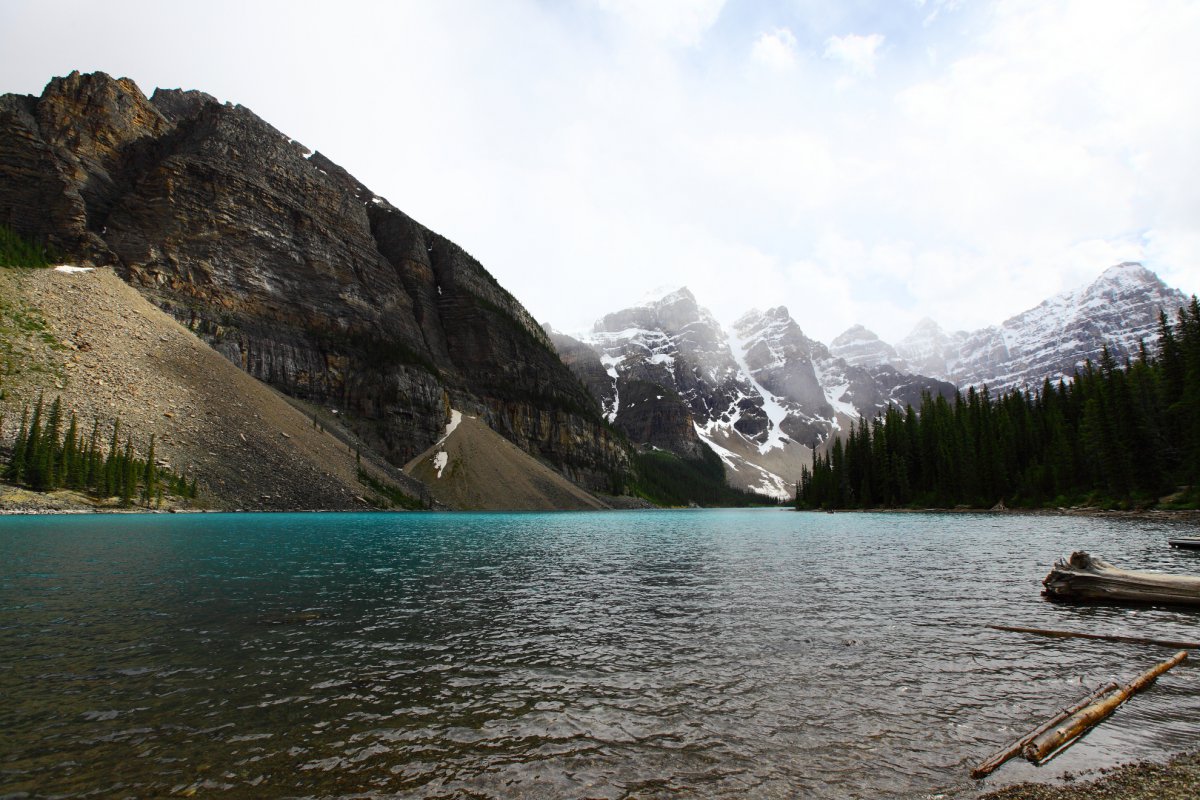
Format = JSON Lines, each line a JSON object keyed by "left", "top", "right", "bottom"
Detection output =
{"left": 1, "top": 509, "right": 1198, "bottom": 798}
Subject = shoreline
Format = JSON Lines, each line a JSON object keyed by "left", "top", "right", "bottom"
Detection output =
{"left": 4, "top": 500, "right": 1200, "bottom": 519}
{"left": 978, "top": 750, "right": 1200, "bottom": 799}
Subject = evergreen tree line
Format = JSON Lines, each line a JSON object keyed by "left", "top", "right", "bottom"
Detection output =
{"left": 0, "top": 224, "right": 54, "bottom": 268}
{"left": 798, "top": 299, "right": 1200, "bottom": 510}
{"left": 634, "top": 447, "right": 782, "bottom": 507}
{"left": 2, "top": 395, "right": 198, "bottom": 506}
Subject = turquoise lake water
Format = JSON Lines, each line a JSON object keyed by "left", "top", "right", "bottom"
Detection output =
{"left": 2, "top": 509, "right": 1199, "bottom": 798}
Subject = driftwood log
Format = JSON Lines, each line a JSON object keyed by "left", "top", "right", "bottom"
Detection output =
{"left": 988, "top": 624, "right": 1200, "bottom": 649}
{"left": 1042, "top": 551, "right": 1200, "bottom": 606}
{"left": 971, "top": 681, "right": 1119, "bottom": 779}
{"left": 1022, "top": 650, "right": 1188, "bottom": 764}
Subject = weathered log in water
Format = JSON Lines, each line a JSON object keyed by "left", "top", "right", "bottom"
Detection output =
{"left": 1022, "top": 650, "right": 1188, "bottom": 764}
{"left": 1042, "top": 551, "right": 1200, "bottom": 606}
{"left": 988, "top": 624, "right": 1200, "bottom": 649}
{"left": 971, "top": 681, "right": 1119, "bottom": 779}
{"left": 1168, "top": 537, "right": 1200, "bottom": 550}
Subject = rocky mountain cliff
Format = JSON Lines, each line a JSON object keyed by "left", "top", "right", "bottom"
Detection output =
{"left": 888, "top": 263, "right": 1188, "bottom": 392}
{"left": 0, "top": 71, "right": 629, "bottom": 494}
{"left": 560, "top": 289, "right": 955, "bottom": 499}
{"left": 0, "top": 266, "right": 407, "bottom": 511}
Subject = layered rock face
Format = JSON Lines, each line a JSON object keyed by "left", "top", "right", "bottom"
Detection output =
{"left": 0, "top": 72, "right": 627, "bottom": 490}
{"left": 892, "top": 263, "right": 1189, "bottom": 392}
{"left": 545, "top": 327, "right": 618, "bottom": 419}
{"left": 565, "top": 290, "right": 955, "bottom": 499}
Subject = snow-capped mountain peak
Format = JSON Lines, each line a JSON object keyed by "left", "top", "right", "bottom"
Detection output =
{"left": 635, "top": 284, "right": 694, "bottom": 307}
{"left": 874, "top": 262, "right": 1187, "bottom": 390}
{"left": 895, "top": 318, "right": 966, "bottom": 379}
{"left": 559, "top": 297, "right": 956, "bottom": 501}
{"left": 830, "top": 324, "right": 907, "bottom": 370}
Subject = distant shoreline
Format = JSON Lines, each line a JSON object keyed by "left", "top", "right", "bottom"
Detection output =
{"left": 797, "top": 506, "right": 1200, "bottom": 523}
{"left": 4, "top": 503, "right": 1200, "bottom": 520}
{"left": 3, "top": 478, "right": 1198, "bottom": 519}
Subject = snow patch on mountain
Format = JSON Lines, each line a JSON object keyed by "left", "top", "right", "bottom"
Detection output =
{"left": 435, "top": 410, "right": 463, "bottom": 446}
{"left": 599, "top": 354, "right": 622, "bottom": 422}
{"left": 692, "top": 422, "right": 794, "bottom": 501}
{"left": 729, "top": 326, "right": 789, "bottom": 454}
{"left": 895, "top": 318, "right": 965, "bottom": 379}
{"left": 812, "top": 361, "right": 857, "bottom": 423}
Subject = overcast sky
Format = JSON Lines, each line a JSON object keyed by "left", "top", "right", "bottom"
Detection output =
{"left": 4, "top": 0, "right": 1199, "bottom": 342}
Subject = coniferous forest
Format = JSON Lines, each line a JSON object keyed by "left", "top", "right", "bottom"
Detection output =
{"left": 2, "top": 395, "right": 198, "bottom": 507}
{"left": 797, "top": 300, "right": 1200, "bottom": 510}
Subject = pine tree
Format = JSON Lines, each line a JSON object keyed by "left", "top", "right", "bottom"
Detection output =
{"left": 103, "top": 419, "right": 120, "bottom": 498}
{"left": 62, "top": 412, "right": 82, "bottom": 489}
{"left": 43, "top": 397, "right": 62, "bottom": 490}
{"left": 142, "top": 434, "right": 157, "bottom": 506}
{"left": 7, "top": 405, "right": 29, "bottom": 483}
{"left": 120, "top": 439, "right": 136, "bottom": 506}
{"left": 25, "top": 395, "right": 47, "bottom": 490}
{"left": 83, "top": 418, "right": 101, "bottom": 489}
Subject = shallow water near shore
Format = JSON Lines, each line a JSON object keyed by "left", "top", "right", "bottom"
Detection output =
{"left": 2, "top": 509, "right": 1198, "bottom": 798}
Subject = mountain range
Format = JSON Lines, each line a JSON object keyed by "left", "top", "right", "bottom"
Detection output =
{"left": 555, "top": 263, "right": 1188, "bottom": 499}
{"left": 0, "top": 72, "right": 1192, "bottom": 507}
{"left": 849, "top": 262, "right": 1188, "bottom": 392}
{"left": 550, "top": 291, "right": 960, "bottom": 499}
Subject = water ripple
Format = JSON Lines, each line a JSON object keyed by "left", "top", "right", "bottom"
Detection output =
{"left": 1, "top": 510, "right": 1198, "bottom": 798}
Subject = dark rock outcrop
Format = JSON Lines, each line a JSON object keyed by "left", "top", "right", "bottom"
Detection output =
{"left": 547, "top": 327, "right": 704, "bottom": 460}
{"left": 0, "top": 71, "right": 628, "bottom": 491}
{"left": 592, "top": 288, "right": 761, "bottom": 441}
{"left": 546, "top": 327, "right": 619, "bottom": 419}
{"left": 613, "top": 380, "right": 705, "bottom": 458}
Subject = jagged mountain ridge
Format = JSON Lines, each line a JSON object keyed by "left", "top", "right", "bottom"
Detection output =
{"left": 870, "top": 262, "right": 1190, "bottom": 392}
{"left": 0, "top": 71, "right": 629, "bottom": 498}
{"left": 829, "top": 324, "right": 906, "bottom": 370}
{"left": 895, "top": 318, "right": 967, "bottom": 379}
{"left": 558, "top": 289, "right": 956, "bottom": 500}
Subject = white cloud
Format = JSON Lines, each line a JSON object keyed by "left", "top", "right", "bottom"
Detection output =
{"left": 591, "top": 0, "right": 725, "bottom": 45}
{"left": 2, "top": 0, "right": 1198, "bottom": 349}
{"left": 823, "top": 32, "right": 885, "bottom": 77}
{"left": 919, "top": 0, "right": 965, "bottom": 27}
{"left": 751, "top": 27, "right": 798, "bottom": 70}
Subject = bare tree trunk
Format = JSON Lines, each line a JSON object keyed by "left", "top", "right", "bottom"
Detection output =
{"left": 988, "top": 624, "right": 1200, "bottom": 649}
{"left": 1022, "top": 650, "right": 1188, "bottom": 764}
{"left": 971, "top": 681, "right": 1119, "bottom": 779}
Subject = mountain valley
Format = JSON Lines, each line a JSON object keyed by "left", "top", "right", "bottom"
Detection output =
{"left": 1, "top": 72, "right": 1195, "bottom": 509}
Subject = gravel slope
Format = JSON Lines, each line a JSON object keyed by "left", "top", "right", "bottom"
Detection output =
{"left": 0, "top": 266, "right": 401, "bottom": 510}
{"left": 405, "top": 413, "right": 610, "bottom": 510}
